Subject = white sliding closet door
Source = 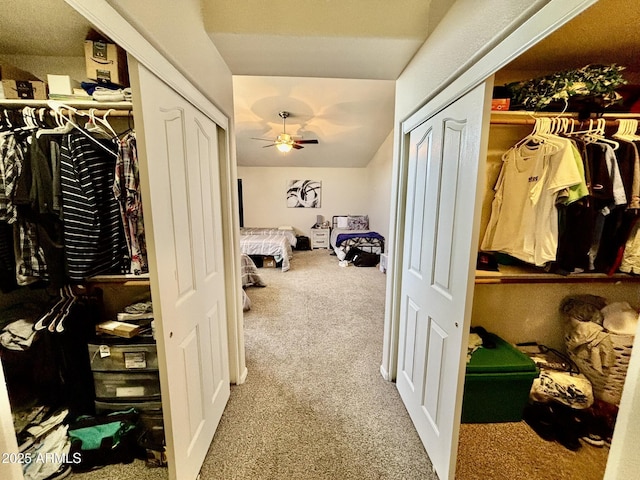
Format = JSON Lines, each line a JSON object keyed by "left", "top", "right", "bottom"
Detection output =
{"left": 130, "top": 62, "right": 230, "bottom": 480}
{"left": 396, "top": 82, "right": 491, "bottom": 480}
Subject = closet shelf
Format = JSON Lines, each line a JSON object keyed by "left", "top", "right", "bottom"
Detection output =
{"left": 0, "top": 98, "right": 133, "bottom": 115}
{"left": 475, "top": 265, "right": 640, "bottom": 284}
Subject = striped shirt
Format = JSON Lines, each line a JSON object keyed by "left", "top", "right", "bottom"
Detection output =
{"left": 61, "top": 132, "right": 127, "bottom": 280}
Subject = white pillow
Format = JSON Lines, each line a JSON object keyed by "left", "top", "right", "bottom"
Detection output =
{"left": 336, "top": 216, "right": 349, "bottom": 229}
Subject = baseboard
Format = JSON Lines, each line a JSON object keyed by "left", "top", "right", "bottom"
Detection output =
{"left": 235, "top": 366, "right": 249, "bottom": 385}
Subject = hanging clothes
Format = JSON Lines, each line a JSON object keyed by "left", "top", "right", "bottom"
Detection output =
{"left": 0, "top": 222, "right": 16, "bottom": 292}
{"left": 13, "top": 218, "right": 47, "bottom": 286}
{"left": 482, "top": 116, "right": 640, "bottom": 274}
{"left": 17, "top": 134, "right": 67, "bottom": 286}
{"left": 481, "top": 133, "right": 583, "bottom": 266}
{"left": 583, "top": 142, "right": 627, "bottom": 272}
{"left": 0, "top": 134, "right": 22, "bottom": 291}
{"left": 0, "top": 133, "right": 24, "bottom": 224}
{"left": 113, "top": 131, "right": 147, "bottom": 275}
{"left": 60, "top": 131, "right": 127, "bottom": 280}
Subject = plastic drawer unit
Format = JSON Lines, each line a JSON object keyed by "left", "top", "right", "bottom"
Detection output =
{"left": 462, "top": 332, "right": 539, "bottom": 423}
{"left": 89, "top": 338, "right": 162, "bottom": 407}
{"left": 88, "top": 342, "right": 159, "bottom": 371}
{"left": 93, "top": 371, "right": 162, "bottom": 401}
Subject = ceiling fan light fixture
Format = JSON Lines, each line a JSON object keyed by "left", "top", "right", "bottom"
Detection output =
{"left": 276, "top": 132, "right": 293, "bottom": 152}
{"left": 252, "top": 110, "right": 318, "bottom": 152}
{"left": 278, "top": 133, "right": 292, "bottom": 143}
{"left": 276, "top": 142, "right": 293, "bottom": 153}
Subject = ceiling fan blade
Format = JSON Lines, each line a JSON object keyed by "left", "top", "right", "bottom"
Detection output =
{"left": 294, "top": 139, "right": 319, "bottom": 144}
{"left": 292, "top": 144, "right": 304, "bottom": 149}
{"left": 262, "top": 144, "right": 277, "bottom": 148}
{"left": 252, "top": 137, "right": 275, "bottom": 142}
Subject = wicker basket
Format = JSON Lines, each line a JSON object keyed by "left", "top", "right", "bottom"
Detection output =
{"left": 566, "top": 332, "right": 634, "bottom": 405}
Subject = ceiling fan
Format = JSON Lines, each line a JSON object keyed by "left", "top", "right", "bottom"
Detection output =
{"left": 252, "top": 111, "right": 319, "bottom": 153}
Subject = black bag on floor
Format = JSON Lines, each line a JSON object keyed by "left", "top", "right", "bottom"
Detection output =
{"left": 295, "top": 235, "right": 311, "bottom": 250}
{"left": 68, "top": 409, "right": 145, "bottom": 471}
{"left": 347, "top": 248, "right": 379, "bottom": 267}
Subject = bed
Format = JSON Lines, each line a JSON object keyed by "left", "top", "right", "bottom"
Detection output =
{"left": 239, "top": 227, "right": 297, "bottom": 249}
{"left": 241, "top": 254, "right": 265, "bottom": 311}
{"left": 330, "top": 215, "right": 385, "bottom": 261}
{"left": 240, "top": 234, "right": 293, "bottom": 272}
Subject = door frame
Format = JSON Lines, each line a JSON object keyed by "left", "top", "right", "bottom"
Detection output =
{"left": 65, "top": 0, "right": 247, "bottom": 385}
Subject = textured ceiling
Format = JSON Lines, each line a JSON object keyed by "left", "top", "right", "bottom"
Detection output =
{"left": 505, "top": 0, "right": 640, "bottom": 74}
{"left": 203, "top": 0, "right": 446, "bottom": 80}
{"left": 0, "top": 0, "right": 88, "bottom": 56}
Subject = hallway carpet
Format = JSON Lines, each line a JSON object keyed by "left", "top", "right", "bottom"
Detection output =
{"left": 200, "top": 249, "right": 436, "bottom": 479}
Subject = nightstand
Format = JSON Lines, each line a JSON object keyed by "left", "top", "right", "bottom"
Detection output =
{"left": 310, "top": 227, "right": 330, "bottom": 249}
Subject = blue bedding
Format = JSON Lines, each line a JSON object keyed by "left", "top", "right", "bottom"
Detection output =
{"left": 336, "top": 231, "right": 385, "bottom": 246}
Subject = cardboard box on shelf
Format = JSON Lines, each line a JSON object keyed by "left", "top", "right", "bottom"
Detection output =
{"left": 0, "top": 80, "right": 47, "bottom": 100}
{"left": 0, "top": 63, "right": 47, "bottom": 100}
{"left": 84, "top": 39, "right": 129, "bottom": 86}
{"left": 491, "top": 98, "right": 511, "bottom": 111}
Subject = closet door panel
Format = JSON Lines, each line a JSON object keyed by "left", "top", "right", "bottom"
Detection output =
{"left": 194, "top": 118, "right": 220, "bottom": 277}
{"left": 396, "top": 82, "right": 491, "bottom": 480}
{"left": 162, "top": 108, "right": 196, "bottom": 297}
{"left": 131, "top": 63, "right": 230, "bottom": 480}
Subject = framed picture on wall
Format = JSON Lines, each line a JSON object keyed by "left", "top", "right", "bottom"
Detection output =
{"left": 286, "top": 179, "right": 321, "bottom": 208}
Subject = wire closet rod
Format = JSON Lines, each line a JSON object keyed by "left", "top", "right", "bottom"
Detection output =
{"left": 490, "top": 113, "right": 640, "bottom": 127}
{"left": 57, "top": 108, "right": 133, "bottom": 117}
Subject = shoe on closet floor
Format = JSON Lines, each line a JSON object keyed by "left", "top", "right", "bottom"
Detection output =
{"left": 523, "top": 402, "right": 556, "bottom": 441}
{"left": 581, "top": 433, "right": 605, "bottom": 447}
{"left": 550, "top": 403, "right": 583, "bottom": 451}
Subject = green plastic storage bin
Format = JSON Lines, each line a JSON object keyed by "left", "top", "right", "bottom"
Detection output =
{"left": 462, "top": 332, "right": 539, "bottom": 423}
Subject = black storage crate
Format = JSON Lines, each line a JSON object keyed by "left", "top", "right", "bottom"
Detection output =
{"left": 295, "top": 235, "right": 311, "bottom": 250}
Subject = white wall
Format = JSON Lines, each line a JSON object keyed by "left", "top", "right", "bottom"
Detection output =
{"left": 395, "top": 0, "right": 547, "bottom": 120}
{"left": 237, "top": 166, "right": 372, "bottom": 235}
{"left": 365, "top": 130, "right": 394, "bottom": 240}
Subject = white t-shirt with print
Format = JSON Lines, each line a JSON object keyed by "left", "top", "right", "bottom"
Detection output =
{"left": 481, "top": 137, "right": 583, "bottom": 266}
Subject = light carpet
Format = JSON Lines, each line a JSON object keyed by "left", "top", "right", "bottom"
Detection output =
{"left": 200, "top": 249, "right": 436, "bottom": 479}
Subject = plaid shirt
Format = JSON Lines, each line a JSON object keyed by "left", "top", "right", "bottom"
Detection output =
{"left": 113, "top": 132, "right": 147, "bottom": 275}
{"left": 0, "top": 134, "right": 24, "bottom": 224}
{"left": 15, "top": 217, "right": 47, "bottom": 285}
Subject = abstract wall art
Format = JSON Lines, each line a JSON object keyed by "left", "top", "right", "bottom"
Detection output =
{"left": 286, "top": 180, "right": 321, "bottom": 208}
